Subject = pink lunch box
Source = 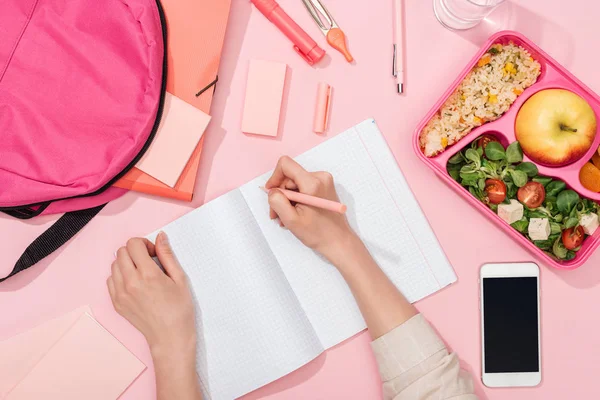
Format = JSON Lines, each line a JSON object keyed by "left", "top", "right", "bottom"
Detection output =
{"left": 413, "top": 30, "right": 600, "bottom": 270}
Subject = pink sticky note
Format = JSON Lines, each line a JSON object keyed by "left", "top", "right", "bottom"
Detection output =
{"left": 136, "top": 92, "right": 212, "bottom": 187}
{"left": 0, "top": 306, "right": 92, "bottom": 398}
{"left": 242, "top": 59, "right": 287, "bottom": 137}
{"left": 6, "top": 313, "right": 145, "bottom": 400}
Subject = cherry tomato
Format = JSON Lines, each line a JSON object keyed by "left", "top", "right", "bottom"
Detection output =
{"left": 485, "top": 179, "right": 507, "bottom": 204}
{"left": 562, "top": 226, "right": 585, "bottom": 250}
{"left": 477, "top": 134, "right": 500, "bottom": 152}
{"left": 517, "top": 182, "right": 546, "bottom": 208}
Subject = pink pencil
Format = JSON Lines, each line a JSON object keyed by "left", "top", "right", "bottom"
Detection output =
{"left": 260, "top": 187, "right": 347, "bottom": 214}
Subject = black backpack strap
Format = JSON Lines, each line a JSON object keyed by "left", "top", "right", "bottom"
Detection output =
{"left": 1, "top": 204, "right": 106, "bottom": 282}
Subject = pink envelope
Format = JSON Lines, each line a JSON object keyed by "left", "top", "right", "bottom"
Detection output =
{"left": 136, "top": 92, "right": 212, "bottom": 187}
{"left": 0, "top": 306, "right": 92, "bottom": 398}
{"left": 6, "top": 313, "right": 145, "bottom": 400}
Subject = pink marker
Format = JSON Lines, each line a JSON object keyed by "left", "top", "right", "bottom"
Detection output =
{"left": 260, "top": 187, "right": 347, "bottom": 214}
{"left": 251, "top": 0, "right": 326, "bottom": 65}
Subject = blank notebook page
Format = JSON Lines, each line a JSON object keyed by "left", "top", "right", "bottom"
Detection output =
{"left": 148, "top": 119, "right": 456, "bottom": 400}
{"left": 240, "top": 119, "right": 457, "bottom": 348}
{"left": 148, "top": 190, "right": 324, "bottom": 400}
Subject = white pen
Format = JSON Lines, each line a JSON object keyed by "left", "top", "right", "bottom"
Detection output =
{"left": 392, "top": 0, "right": 404, "bottom": 94}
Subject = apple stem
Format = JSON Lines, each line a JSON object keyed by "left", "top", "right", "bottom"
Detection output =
{"left": 560, "top": 124, "right": 578, "bottom": 133}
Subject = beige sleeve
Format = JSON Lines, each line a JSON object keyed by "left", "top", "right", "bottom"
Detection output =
{"left": 370, "top": 314, "right": 478, "bottom": 400}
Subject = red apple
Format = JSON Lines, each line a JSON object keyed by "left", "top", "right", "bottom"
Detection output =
{"left": 515, "top": 89, "right": 597, "bottom": 167}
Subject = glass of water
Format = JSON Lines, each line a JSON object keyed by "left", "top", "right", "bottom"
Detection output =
{"left": 433, "top": 0, "right": 506, "bottom": 30}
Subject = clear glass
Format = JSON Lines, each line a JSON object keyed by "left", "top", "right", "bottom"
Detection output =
{"left": 433, "top": 0, "right": 506, "bottom": 30}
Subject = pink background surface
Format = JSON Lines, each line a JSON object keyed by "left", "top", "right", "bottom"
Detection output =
{"left": 1, "top": 0, "right": 599, "bottom": 399}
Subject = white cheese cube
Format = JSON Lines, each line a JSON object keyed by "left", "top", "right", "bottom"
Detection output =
{"left": 498, "top": 200, "right": 524, "bottom": 225}
{"left": 580, "top": 213, "right": 599, "bottom": 236}
{"left": 528, "top": 218, "right": 551, "bottom": 241}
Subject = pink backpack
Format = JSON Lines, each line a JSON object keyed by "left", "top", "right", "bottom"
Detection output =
{"left": 1, "top": 0, "right": 167, "bottom": 281}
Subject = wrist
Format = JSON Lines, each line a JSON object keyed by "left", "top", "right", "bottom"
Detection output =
{"left": 321, "top": 232, "right": 366, "bottom": 270}
{"left": 149, "top": 334, "right": 197, "bottom": 367}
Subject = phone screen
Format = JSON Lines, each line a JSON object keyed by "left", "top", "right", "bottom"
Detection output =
{"left": 483, "top": 277, "right": 539, "bottom": 373}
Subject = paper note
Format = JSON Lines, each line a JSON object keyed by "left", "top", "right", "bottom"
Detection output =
{"left": 241, "top": 59, "right": 287, "bottom": 137}
{"left": 6, "top": 313, "right": 145, "bottom": 400}
{"left": 148, "top": 119, "right": 457, "bottom": 400}
{"left": 0, "top": 306, "right": 92, "bottom": 398}
{"left": 136, "top": 93, "right": 212, "bottom": 187}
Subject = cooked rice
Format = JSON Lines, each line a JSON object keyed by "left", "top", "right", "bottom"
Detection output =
{"left": 420, "top": 43, "right": 541, "bottom": 157}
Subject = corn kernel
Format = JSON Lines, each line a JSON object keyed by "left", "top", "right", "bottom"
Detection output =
{"left": 488, "top": 94, "right": 498, "bottom": 104}
{"left": 503, "top": 62, "right": 516, "bottom": 75}
{"left": 441, "top": 137, "right": 448, "bottom": 148}
{"left": 473, "top": 116, "right": 482, "bottom": 125}
{"left": 513, "top": 88, "right": 523, "bottom": 96}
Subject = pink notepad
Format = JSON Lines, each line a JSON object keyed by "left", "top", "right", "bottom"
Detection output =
{"left": 242, "top": 60, "right": 287, "bottom": 137}
{"left": 0, "top": 307, "right": 92, "bottom": 398}
{"left": 136, "top": 92, "right": 212, "bottom": 187}
{"left": 5, "top": 313, "right": 145, "bottom": 400}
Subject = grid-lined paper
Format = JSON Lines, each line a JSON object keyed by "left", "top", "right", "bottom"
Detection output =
{"left": 149, "top": 119, "right": 456, "bottom": 400}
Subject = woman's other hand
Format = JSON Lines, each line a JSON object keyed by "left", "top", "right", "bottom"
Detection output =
{"left": 107, "top": 232, "right": 196, "bottom": 361}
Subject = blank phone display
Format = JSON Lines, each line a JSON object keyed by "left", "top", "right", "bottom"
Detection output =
{"left": 483, "top": 277, "right": 539, "bottom": 373}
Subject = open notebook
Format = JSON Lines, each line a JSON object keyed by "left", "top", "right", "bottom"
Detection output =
{"left": 148, "top": 119, "right": 456, "bottom": 400}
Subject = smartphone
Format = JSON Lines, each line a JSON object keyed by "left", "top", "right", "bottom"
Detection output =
{"left": 480, "top": 262, "right": 541, "bottom": 387}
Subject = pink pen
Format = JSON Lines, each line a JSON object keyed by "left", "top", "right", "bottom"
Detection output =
{"left": 251, "top": 0, "right": 326, "bottom": 65}
{"left": 260, "top": 187, "right": 347, "bottom": 214}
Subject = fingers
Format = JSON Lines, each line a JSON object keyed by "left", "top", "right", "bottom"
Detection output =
{"left": 313, "top": 171, "right": 340, "bottom": 200}
{"left": 281, "top": 178, "right": 298, "bottom": 190}
{"left": 126, "top": 238, "right": 157, "bottom": 275}
{"left": 314, "top": 171, "right": 334, "bottom": 186}
{"left": 107, "top": 276, "right": 116, "bottom": 302}
{"left": 265, "top": 156, "right": 314, "bottom": 192}
{"left": 143, "top": 238, "right": 157, "bottom": 258}
{"left": 268, "top": 189, "right": 299, "bottom": 227}
{"left": 155, "top": 232, "right": 185, "bottom": 282}
{"left": 111, "top": 259, "right": 125, "bottom": 292}
{"left": 115, "top": 247, "right": 136, "bottom": 281}
{"left": 269, "top": 178, "right": 298, "bottom": 220}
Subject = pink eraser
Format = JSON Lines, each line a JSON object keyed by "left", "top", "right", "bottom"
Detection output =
{"left": 242, "top": 59, "right": 287, "bottom": 137}
{"left": 313, "top": 82, "right": 332, "bottom": 134}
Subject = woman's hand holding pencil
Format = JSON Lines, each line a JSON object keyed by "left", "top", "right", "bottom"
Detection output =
{"left": 260, "top": 187, "right": 347, "bottom": 214}
{"left": 264, "top": 156, "right": 357, "bottom": 265}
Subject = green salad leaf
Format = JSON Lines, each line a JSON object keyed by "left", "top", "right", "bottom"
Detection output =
{"left": 511, "top": 219, "right": 529, "bottom": 233}
{"left": 465, "top": 149, "right": 481, "bottom": 166}
{"left": 546, "top": 181, "right": 567, "bottom": 197}
{"left": 506, "top": 141, "right": 523, "bottom": 164}
{"left": 508, "top": 169, "right": 528, "bottom": 187}
{"left": 557, "top": 190, "right": 580, "bottom": 214}
{"left": 448, "top": 152, "right": 464, "bottom": 165}
{"left": 533, "top": 176, "right": 553, "bottom": 186}
{"left": 534, "top": 239, "right": 553, "bottom": 251}
{"left": 516, "top": 162, "right": 539, "bottom": 178}
{"left": 552, "top": 237, "right": 568, "bottom": 259}
{"left": 485, "top": 141, "right": 506, "bottom": 161}
{"left": 564, "top": 216, "right": 580, "bottom": 229}
{"left": 565, "top": 251, "right": 576, "bottom": 261}
{"left": 550, "top": 221, "right": 562, "bottom": 235}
